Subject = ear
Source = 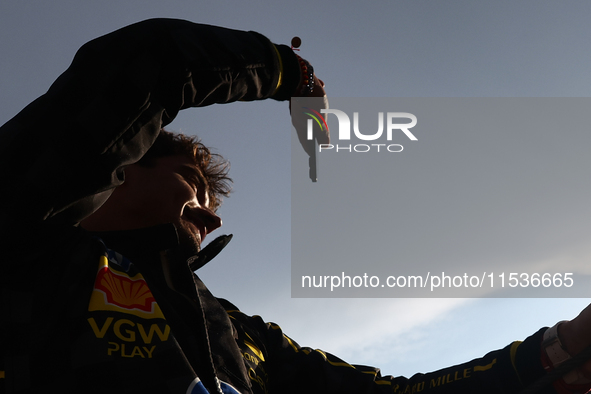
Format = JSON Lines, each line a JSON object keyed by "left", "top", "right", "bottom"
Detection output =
{"left": 79, "top": 165, "right": 139, "bottom": 231}
{"left": 119, "top": 163, "right": 139, "bottom": 187}
{"left": 117, "top": 163, "right": 153, "bottom": 192}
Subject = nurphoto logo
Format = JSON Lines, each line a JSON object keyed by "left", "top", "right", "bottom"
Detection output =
{"left": 304, "top": 109, "right": 418, "bottom": 153}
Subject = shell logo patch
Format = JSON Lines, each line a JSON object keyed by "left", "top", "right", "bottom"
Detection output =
{"left": 89, "top": 256, "right": 164, "bottom": 319}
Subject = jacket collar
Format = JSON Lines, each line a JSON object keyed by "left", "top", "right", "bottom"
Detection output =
{"left": 89, "top": 223, "right": 232, "bottom": 270}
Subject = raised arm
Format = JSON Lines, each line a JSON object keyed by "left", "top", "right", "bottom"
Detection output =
{"left": 0, "top": 18, "right": 309, "bottom": 239}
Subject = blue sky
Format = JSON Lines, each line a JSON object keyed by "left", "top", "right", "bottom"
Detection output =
{"left": 2, "top": 0, "right": 591, "bottom": 378}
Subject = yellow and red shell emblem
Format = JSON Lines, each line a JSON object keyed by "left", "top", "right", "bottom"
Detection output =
{"left": 88, "top": 256, "right": 164, "bottom": 319}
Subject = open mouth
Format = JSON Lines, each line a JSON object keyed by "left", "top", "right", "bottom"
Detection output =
{"left": 181, "top": 213, "right": 206, "bottom": 242}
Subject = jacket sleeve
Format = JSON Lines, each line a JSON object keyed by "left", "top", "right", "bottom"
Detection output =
{"left": 219, "top": 299, "right": 555, "bottom": 394}
{"left": 0, "top": 18, "right": 299, "bottom": 240}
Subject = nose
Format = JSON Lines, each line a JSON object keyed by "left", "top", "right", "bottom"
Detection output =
{"left": 201, "top": 207, "right": 222, "bottom": 235}
{"left": 182, "top": 204, "right": 223, "bottom": 242}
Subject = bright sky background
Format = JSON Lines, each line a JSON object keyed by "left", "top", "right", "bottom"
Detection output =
{"left": 2, "top": 0, "right": 591, "bottom": 379}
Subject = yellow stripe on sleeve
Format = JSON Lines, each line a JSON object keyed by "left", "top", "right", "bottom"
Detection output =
{"left": 509, "top": 341, "right": 522, "bottom": 371}
{"left": 509, "top": 341, "right": 524, "bottom": 385}
{"left": 315, "top": 349, "right": 355, "bottom": 369}
{"left": 283, "top": 334, "right": 300, "bottom": 352}
{"left": 375, "top": 380, "right": 392, "bottom": 385}
{"left": 245, "top": 340, "right": 266, "bottom": 361}
{"left": 474, "top": 359, "right": 497, "bottom": 372}
{"left": 273, "top": 45, "right": 283, "bottom": 95}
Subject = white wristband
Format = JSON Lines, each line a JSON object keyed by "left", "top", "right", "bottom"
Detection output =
{"left": 543, "top": 320, "right": 591, "bottom": 385}
{"left": 542, "top": 320, "right": 570, "bottom": 367}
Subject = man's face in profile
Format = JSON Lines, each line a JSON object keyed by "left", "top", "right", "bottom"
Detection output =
{"left": 82, "top": 154, "right": 223, "bottom": 253}
{"left": 128, "top": 154, "right": 222, "bottom": 248}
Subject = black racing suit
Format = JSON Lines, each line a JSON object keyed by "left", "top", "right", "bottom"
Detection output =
{"left": 0, "top": 18, "right": 554, "bottom": 394}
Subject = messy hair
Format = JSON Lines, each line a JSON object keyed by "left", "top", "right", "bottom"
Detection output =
{"left": 137, "top": 129, "right": 232, "bottom": 211}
